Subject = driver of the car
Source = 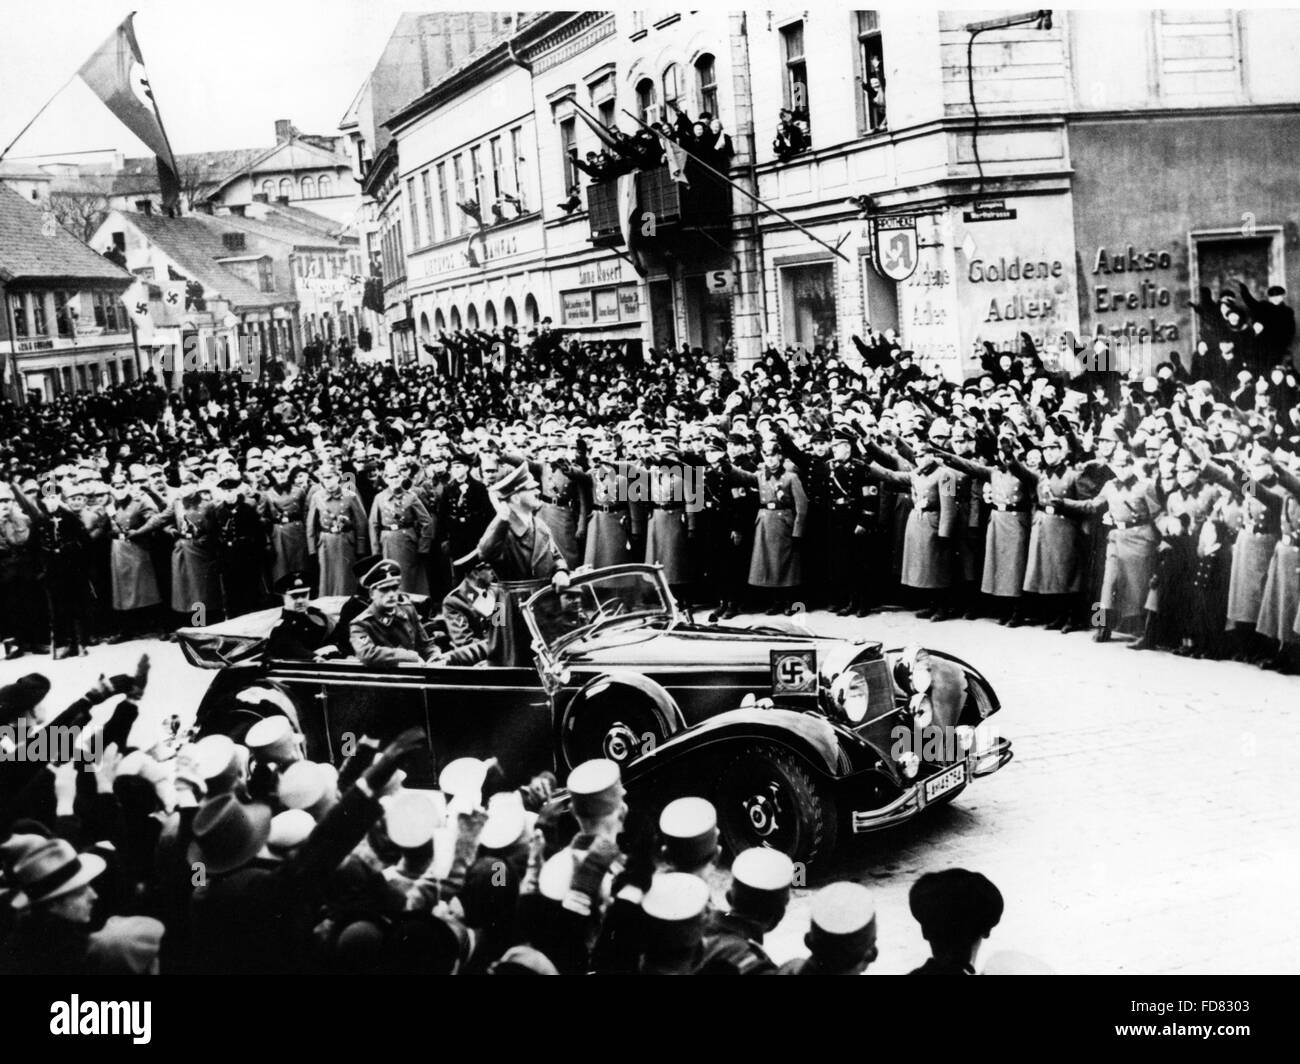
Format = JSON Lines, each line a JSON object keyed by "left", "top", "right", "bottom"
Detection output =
{"left": 350, "top": 559, "right": 444, "bottom": 666}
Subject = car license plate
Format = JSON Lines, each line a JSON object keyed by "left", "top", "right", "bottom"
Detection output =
{"left": 924, "top": 763, "right": 965, "bottom": 803}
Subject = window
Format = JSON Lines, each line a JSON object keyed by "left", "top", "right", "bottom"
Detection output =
{"left": 485, "top": 300, "right": 497, "bottom": 328}
{"left": 222, "top": 232, "right": 246, "bottom": 252}
{"left": 509, "top": 127, "right": 526, "bottom": 209}
{"left": 450, "top": 306, "right": 462, "bottom": 331}
{"left": 421, "top": 170, "right": 435, "bottom": 242}
{"left": 258, "top": 261, "right": 274, "bottom": 293}
{"left": 503, "top": 297, "right": 517, "bottom": 325}
{"left": 278, "top": 177, "right": 292, "bottom": 200}
{"left": 406, "top": 177, "right": 422, "bottom": 248}
{"left": 470, "top": 146, "right": 487, "bottom": 211}
{"left": 302, "top": 176, "right": 316, "bottom": 199}
{"left": 467, "top": 304, "right": 479, "bottom": 330}
{"left": 559, "top": 116, "right": 578, "bottom": 192}
{"left": 490, "top": 136, "right": 503, "bottom": 199}
{"left": 436, "top": 162, "right": 451, "bottom": 238}
{"left": 695, "top": 53, "right": 718, "bottom": 117}
{"left": 524, "top": 293, "right": 539, "bottom": 324}
{"left": 54, "top": 290, "right": 73, "bottom": 337}
{"left": 781, "top": 263, "right": 837, "bottom": 348}
{"left": 636, "top": 78, "right": 658, "bottom": 125}
{"left": 856, "top": 12, "right": 886, "bottom": 133}
{"left": 92, "top": 291, "right": 124, "bottom": 332}
{"left": 434, "top": 308, "right": 446, "bottom": 333}
{"left": 662, "top": 63, "right": 683, "bottom": 118}
{"left": 781, "top": 21, "right": 810, "bottom": 128}
{"left": 261, "top": 179, "right": 274, "bottom": 198}
{"left": 395, "top": 219, "right": 404, "bottom": 277}
{"left": 593, "top": 82, "right": 616, "bottom": 129}
{"left": 452, "top": 155, "right": 467, "bottom": 232}
{"left": 10, "top": 294, "right": 27, "bottom": 337}
{"left": 319, "top": 174, "right": 332, "bottom": 197}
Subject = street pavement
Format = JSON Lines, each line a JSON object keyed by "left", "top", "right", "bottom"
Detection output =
{"left": 2, "top": 607, "right": 1296, "bottom": 975}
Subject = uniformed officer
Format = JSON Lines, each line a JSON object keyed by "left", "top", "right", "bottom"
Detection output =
{"left": 536, "top": 431, "right": 590, "bottom": 568}
{"left": 644, "top": 444, "right": 696, "bottom": 594}
{"left": 697, "top": 847, "right": 793, "bottom": 975}
{"left": 907, "top": 868, "right": 1004, "bottom": 975}
{"left": 738, "top": 441, "right": 808, "bottom": 615}
{"left": 581, "top": 437, "right": 636, "bottom": 570}
{"left": 1156, "top": 447, "right": 1225, "bottom": 655}
{"left": 265, "top": 571, "right": 332, "bottom": 660}
{"left": 107, "top": 471, "right": 161, "bottom": 640}
{"left": 867, "top": 423, "right": 950, "bottom": 615}
{"left": 435, "top": 450, "right": 493, "bottom": 587}
{"left": 369, "top": 460, "right": 434, "bottom": 596}
{"left": 778, "top": 882, "right": 878, "bottom": 975}
{"left": 1072, "top": 418, "right": 1120, "bottom": 632}
{"left": 0, "top": 482, "right": 39, "bottom": 657}
{"left": 1060, "top": 438, "right": 1163, "bottom": 643}
{"left": 441, "top": 550, "right": 497, "bottom": 649}
{"left": 1257, "top": 449, "right": 1300, "bottom": 671}
{"left": 259, "top": 462, "right": 309, "bottom": 586}
{"left": 824, "top": 427, "right": 875, "bottom": 616}
{"left": 1018, "top": 426, "right": 1083, "bottom": 630}
{"left": 214, "top": 476, "right": 267, "bottom": 620}
{"left": 349, "top": 559, "right": 442, "bottom": 666}
{"left": 306, "top": 466, "right": 370, "bottom": 596}
{"left": 697, "top": 432, "right": 754, "bottom": 620}
{"left": 15, "top": 481, "right": 93, "bottom": 658}
{"left": 935, "top": 420, "right": 984, "bottom": 620}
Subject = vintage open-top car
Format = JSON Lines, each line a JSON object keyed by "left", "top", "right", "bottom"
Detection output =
{"left": 180, "top": 564, "right": 1012, "bottom": 866}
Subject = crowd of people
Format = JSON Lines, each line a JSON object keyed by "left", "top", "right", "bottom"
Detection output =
{"left": 567, "top": 102, "right": 735, "bottom": 186}
{"left": 0, "top": 661, "right": 1023, "bottom": 974}
{"left": 2, "top": 280, "right": 1299, "bottom": 671}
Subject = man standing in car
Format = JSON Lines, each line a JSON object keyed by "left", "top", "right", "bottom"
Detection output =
{"left": 477, "top": 462, "right": 571, "bottom": 666}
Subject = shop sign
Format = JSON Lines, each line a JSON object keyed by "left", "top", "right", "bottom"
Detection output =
{"left": 873, "top": 215, "right": 919, "bottom": 281}
{"left": 964, "top": 199, "right": 1017, "bottom": 223}
{"left": 705, "top": 268, "right": 735, "bottom": 293}
{"left": 618, "top": 285, "right": 640, "bottom": 318}
{"left": 594, "top": 288, "right": 619, "bottom": 323}
{"left": 561, "top": 290, "right": 593, "bottom": 326}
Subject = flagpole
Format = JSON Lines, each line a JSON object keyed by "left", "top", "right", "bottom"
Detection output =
{"left": 0, "top": 69, "right": 81, "bottom": 164}
{"left": 619, "top": 108, "right": 850, "bottom": 265}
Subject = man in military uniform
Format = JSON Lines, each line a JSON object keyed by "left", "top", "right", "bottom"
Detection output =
{"left": 698, "top": 432, "right": 752, "bottom": 620}
{"left": 436, "top": 451, "right": 493, "bottom": 582}
{"left": 697, "top": 847, "right": 793, "bottom": 974}
{"left": 107, "top": 471, "right": 161, "bottom": 641}
{"left": 259, "top": 460, "right": 310, "bottom": 587}
{"left": 579, "top": 437, "right": 636, "bottom": 570}
{"left": 265, "top": 571, "right": 331, "bottom": 660}
{"left": 824, "top": 426, "right": 874, "bottom": 616}
{"left": 14, "top": 482, "right": 93, "bottom": 659}
{"left": 369, "top": 460, "right": 434, "bottom": 596}
{"left": 306, "top": 466, "right": 370, "bottom": 596}
{"left": 441, "top": 550, "right": 497, "bottom": 649}
{"left": 536, "top": 429, "right": 590, "bottom": 569}
{"left": 349, "top": 559, "right": 442, "bottom": 666}
{"left": 215, "top": 476, "right": 267, "bottom": 619}
{"left": 736, "top": 440, "right": 809, "bottom": 615}
{"left": 907, "top": 868, "right": 1004, "bottom": 975}
{"left": 0, "top": 480, "right": 40, "bottom": 657}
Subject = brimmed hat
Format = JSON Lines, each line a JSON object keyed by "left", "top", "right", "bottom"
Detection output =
{"left": 383, "top": 789, "right": 447, "bottom": 848}
{"left": 358, "top": 558, "right": 402, "bottom": 592}
{"left": 86, "top": 915, "right": 166, "bottom": 975}
{"left": 188, "top": 794, "right": 273, "bottom": 875}
{"left": 490, "top": 462, "right": 538, "bottom": 497}
{"left": 453, "top": 549, "right": 492, "bottom": 579}
{"left": 0, "top": 673, "right": 50, "bottom": 726}
{"left": 438, "top": 757, "right": 490, "bottom": 802}
{"left": 277, "top": 759, "right": 338, "bottom": 815}
{"left": 8, "top": 838, "right": 106, "bottom": 910}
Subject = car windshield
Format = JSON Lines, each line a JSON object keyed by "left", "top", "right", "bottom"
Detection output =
{"left": 524, "top": 567, "right": 674, "bottom": 657}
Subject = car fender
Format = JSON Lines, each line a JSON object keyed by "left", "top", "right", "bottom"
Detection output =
{"left": 622, "top": 707, "right": 847, "bottom": 784}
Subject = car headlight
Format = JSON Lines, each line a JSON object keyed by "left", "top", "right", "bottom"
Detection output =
{"left": 832, "top": 667, "right": 871, "bottom": 724}
{"left": 909, "top": 693, "right": 933, "bottom": 728}
{"left": 898, "top": 751, "right": 920, "bottom": 778}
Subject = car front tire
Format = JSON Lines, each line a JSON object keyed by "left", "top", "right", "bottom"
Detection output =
{"left": 714, "top": 743, "right": 837, "bottom": 869}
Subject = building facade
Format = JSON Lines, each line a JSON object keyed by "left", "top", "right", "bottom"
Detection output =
{"left": 0, "top": 184, "right": 136, "bottom": 403}
{"left": 373, "top": 9, "right": 1300, "bottom": 379}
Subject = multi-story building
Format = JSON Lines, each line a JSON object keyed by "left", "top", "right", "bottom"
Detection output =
{"left": 1, "top": 184, "right": 136, "bottom": 402}
{"left": 378, "top": 9, "right": 1300, "bottom": 379}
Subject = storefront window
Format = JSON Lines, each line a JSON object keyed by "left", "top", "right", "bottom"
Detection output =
{"left": 10, "top": 294, "right": 28, "bottom": 337}
{"left": 781, "top": 262, "right": 837, "bottom": 350}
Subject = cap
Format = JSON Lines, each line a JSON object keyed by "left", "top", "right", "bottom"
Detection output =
{"left": 277, "top": 759, "right": 337, "bottom": 814}
{"left": 384, "top": 789, "right": 447, "bottom": 848}
{"left": 491, "top": 463, "right": 538, "bottom": 497}
{"left": 658, "top": 797, "right": 719, "bottom": 870}
{"left": 807, "top": 882, "right": 877, "bottom": 967}
{"left": 358, "top": 558, "right": 402, "bottom": 592}
{"left": 567, "top": 759, "right": 624, "bottom": 820}
{"left": 641, "top": 872, "right": 711, "bottom": 954}
{"left": 438, "top": 757, "right": 490, "bottom": 801}
{"left": 264, "top": 809, "right": 315, "bottom": 859}
{"left": 478, "top": 790, "right": 528, "bottom": 852}
{"left": 274, "top": 571, "right": 313, "bottom": 596}
{"left": 729, "top": 847, "right": 794, "bottom": 918}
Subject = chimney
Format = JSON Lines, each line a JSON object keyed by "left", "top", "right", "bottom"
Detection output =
{"left": 135, "top": 199, "right": 153, "bottom": 216}
{"left": 274, "top": 119, "right": 294, "bottom": 143}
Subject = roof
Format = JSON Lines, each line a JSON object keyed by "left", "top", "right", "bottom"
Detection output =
{"left": 0, "top": 183, "right": 133, "bottom": 286}
{"left": 114, "top": 149, "right": 266, "bottom": 197}
{"left": 203, "top": 139, "right": 348, "bottom": 201}
{"left": 119, "top": 211, "right": 289, "bottom": 310}
{"left": 203, "top": 209, "right": 353, "bottom": 250}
